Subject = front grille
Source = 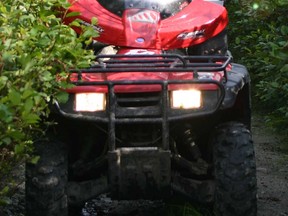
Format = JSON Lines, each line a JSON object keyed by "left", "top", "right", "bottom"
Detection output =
{"left": 116, "top": 92, "right": 161, "bottom": 107}
{"left": 115, "top": 92, "right": 162, "bottom": 118}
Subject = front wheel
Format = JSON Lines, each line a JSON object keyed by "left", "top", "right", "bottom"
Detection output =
{"left": 25, "top": 139, "right": 68, "bottom": 216}
{"left": 212, "top": 122, "right": 257, "bottom": 216}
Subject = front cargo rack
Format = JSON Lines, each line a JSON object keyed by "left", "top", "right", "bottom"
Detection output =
{"left": 57, "top": 54, "right": 232, "bottom": 120}
{"left": 73, "top": 54, "right": 231, "bottom": 79}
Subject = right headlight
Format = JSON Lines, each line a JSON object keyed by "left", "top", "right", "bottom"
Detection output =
{"left": 170, "top": 89, "right": 202, "bottom": 109}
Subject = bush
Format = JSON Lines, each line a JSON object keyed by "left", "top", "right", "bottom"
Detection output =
{"left": 227, "top": 0, "right": 288, "bottom": 133}
{"left": 0, "top": 0, "right": 98, "bottom": 205}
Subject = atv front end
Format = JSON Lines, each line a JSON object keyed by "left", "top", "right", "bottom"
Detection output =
{"left": 55, "top": 54, "right": 229, "bottom": 199}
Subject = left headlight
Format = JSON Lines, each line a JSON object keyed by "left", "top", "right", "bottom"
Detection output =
{"left": 170, "top": 89, "right": 202, "bottom": 109}
{"left": 75, "top": 93, "right": 106, "bottom": 112}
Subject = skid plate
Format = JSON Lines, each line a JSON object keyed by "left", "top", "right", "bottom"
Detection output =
{"left": 108, "top": 147, "right": 171, "bottom": 199}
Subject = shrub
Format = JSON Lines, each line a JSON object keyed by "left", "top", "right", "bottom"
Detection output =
{"left": 0, "top": 0, "right": 98, "bottom": 204}
{"left": 227, "top": 0, "right": 288, "bottom": 133}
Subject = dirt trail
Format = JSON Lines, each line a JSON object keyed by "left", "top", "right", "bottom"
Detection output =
{"left": 1, "top": 115, "right": 288, "bottom": 216}
{"left": 252, "top": 116, "right": 288, "bottom": 216}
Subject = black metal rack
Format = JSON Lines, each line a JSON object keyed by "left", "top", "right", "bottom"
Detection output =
{"left": 71, "top": 54, "right": 231, "bottom": 77}
{"left": 56, "top": 54, "right": 231, "bottom": 150}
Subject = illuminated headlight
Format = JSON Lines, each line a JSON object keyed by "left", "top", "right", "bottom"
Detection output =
{"left": 75, "top": 93, "right": 106, "bottom": 112}
{"left": 171, "top": 90, "right": 202, "bottom": 109}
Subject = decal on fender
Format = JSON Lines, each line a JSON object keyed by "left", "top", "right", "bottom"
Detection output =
{"left": 80, "top": 20, "right": 104, "bottom": 33}
{"left": 124, "top": 49, "right": 156, "bottom": 55}
{"left": 177, "top": 29, "right": 205, "bottom": 40}
{"left": 129, "top": 11, "right": 158, "bottom": 24}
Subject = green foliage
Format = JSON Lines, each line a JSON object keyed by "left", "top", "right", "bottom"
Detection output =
{"left": 167, "top": 203, "right": 203, "bottom": 216}
{"left": 227, "top": 0, "right": 288, "bottom": 133}
{"left": 165, "top": 198, "right": 214, "bottom": 216}
{"left": 0, "top": 0, "right": 98, "bottom": 204}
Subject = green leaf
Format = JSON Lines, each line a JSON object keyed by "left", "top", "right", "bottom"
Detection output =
{"left": 41, "top": 71, "right": 53, "bottom": 82}
{"left": 270, "top": 82, "right": 279, "bottom": 88}
{"left": 0, "top": 186, "right": 9, "bottom": 195}
{"left": 59, "top": 0, "right": 71, "bottom": 9}
{"left": 82, "top": 28, "right": 98, "bottom": 38}
{"left": 8, "top": 131, "right": 25, "bottom": 140}
{"left": 30, "top": 155, "right": 40, "bottom": 164}
{"left": 23, "top": 98, "right": 34, "bottom": 114}
{"left": 69, "top": 20, "right": 81, "bottom": 27}
{"left": 8, "top": 89, "right": 21, "bottom": 106}
{"left": 235, "top": 37, "right": 241, "bottom": 45}
{"left": 91, "top": 17, "right": 98, "bottom": 25}
{"left": 280, "top": 64, "right": 288, "bottom": 72}
{"left": 0, "top": 197, "right": 12, "bottom": 206}
{"left": 55, "top": 91, "right": 69, "bottom": 103}
{"left": 14, "top": 143, "right": 25, "bottom": 154}
{"left": 23, "top": 88, "right": 35, "bottom": 99}
{"left": 22, "top": 113, "right": 40, "bottom": 124}
{"left": 280, "top": 25, "right": 288, "bottom": 35}
{"left": 2, "top": 52, "right": 14, "bottom": 64}
{"left": 0, "top": 76, "right": 8, "bottom": 90}
{"left": 18, "top": 55, "right": 32, "bottom": 70}
{"left": 1, "top": 137, "right": 12, "bottom": 146}
{"left": 0, "top": 103, "right": 12, "bottom": 123}
{"left": 66, "top": 11, "right": 80, "bottom": 18}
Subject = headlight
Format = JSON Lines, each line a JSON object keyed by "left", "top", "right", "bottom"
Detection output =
{"left": 171, "top": 89, "right": 202, "bottom": 109}
{"left": 75, "top": 93, "right": 106, "bottom": 112}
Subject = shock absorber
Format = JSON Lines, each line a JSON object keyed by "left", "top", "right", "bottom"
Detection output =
{"left": 174, "top": 126, "right": 202, "bottom": 161}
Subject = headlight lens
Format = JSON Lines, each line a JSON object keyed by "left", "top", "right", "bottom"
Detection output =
{"left": 171, "top": 89, "right": 202, "bottom": 109}
{"left": 75, "top": 93, "right": 106, "bottom": 112}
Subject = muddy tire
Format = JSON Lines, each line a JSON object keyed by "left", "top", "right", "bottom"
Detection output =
{"left": 25, "top": 139, "right": 68, "bottom": 216}
{"left": 212, "top": 122, "right": 257, "bottom": 216}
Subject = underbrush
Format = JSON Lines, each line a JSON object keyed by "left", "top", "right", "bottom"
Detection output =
{"left": 227, "top": 0, "right": 288, "bottom": 136}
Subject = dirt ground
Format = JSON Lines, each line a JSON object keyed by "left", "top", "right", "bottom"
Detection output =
{"left": 252, "top": 115, "right": 288, "bottom": 216}
{"left": 1, "top": 115, "right": 288, "bottom": 216}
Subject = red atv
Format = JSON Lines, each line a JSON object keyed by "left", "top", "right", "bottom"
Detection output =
{"left": 25, "top": 0, "right": 257, "bottom": 215}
